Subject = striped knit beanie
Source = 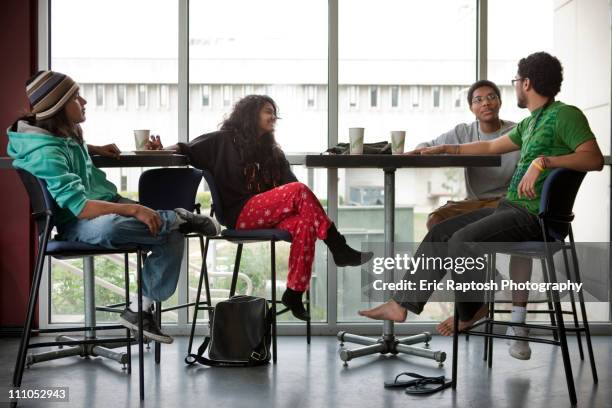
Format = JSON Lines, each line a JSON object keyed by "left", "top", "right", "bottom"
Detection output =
{"left": 26, "top": 71, "right": 79, "bottom": 120}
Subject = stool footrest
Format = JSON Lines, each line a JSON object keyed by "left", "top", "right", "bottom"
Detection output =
{"left": 28, "top": 337, "right": 135, "bottom": 349}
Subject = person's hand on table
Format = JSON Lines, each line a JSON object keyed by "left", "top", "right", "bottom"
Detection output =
{"left": 144, "top": 135, "right": 180, "bottom": 153}
{"left": 404, "top": 146, "right": 428, "bottom": 155}
{"left": 405, "top": 145, "right": 455, "bottom": 155}
{"left": 144, "top": 135, "right": 163, "bottom": 150}
{"left": 88, "top": 143, "right": 121, "bottom": 159}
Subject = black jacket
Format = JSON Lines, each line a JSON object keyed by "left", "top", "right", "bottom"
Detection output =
{"left": 178, "top": 130, "right": 297, "bottom": 228}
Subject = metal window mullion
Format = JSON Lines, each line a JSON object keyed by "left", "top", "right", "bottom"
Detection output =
{"left": 609, "top": 0, "right": 612, "bottom": 322}
{"left": 327, "top": 0, "right": 339, "bottom": 330}
{"left": 39, "top": 0, "right": 50, "bottom": 70}
{"left": 177, "top": 0, "right": 190, "bottom": 327}
{"left": 476, "top": 0, "right": 488, "bottom": 80}
{"left": 37, "top": 0, "right": 51, "bottom": 329}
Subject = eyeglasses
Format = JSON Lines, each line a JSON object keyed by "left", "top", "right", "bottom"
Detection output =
{"left": 471, "top": 93, "right": 499, "bottom": 105}
{"left": 511, "top": 77, "right": 524, "bottom": 86}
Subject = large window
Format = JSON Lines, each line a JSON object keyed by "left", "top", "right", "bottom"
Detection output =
{"left": 338, "top": 0, "right": 477, "bottom": 323}
{"left": 488, "top": 0, "right": 554, "bottom": 122}
{"left": 43, "top": 0, "right": 611, "bottom": 329}
{"left": 51, "top": 0, "right": 178, "bottom": 151}
{"left": 187, "top": 0, "right": 329, "bottom": 324}
{"left": 49, "top": 0, "right": 179, "bottom": 324}
{"left": 488, "top": 0, "right": 610, "bottom": 322}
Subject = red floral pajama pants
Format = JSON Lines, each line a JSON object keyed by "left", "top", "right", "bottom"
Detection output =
{"left": 235, "top": 182, "right": 332, "bottom": 291}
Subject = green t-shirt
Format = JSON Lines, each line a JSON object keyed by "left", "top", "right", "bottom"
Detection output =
{"left": 506, "top": 101, "right": 595, "bottom": 214}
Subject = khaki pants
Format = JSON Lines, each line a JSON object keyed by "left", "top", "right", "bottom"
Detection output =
{"left": 429, "top": 197, "right": 503, "bottom": 223}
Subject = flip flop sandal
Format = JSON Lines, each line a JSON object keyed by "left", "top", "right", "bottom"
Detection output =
{"left": 384, "top": 372, "right": 452, "bottom": 395}
{"left": 384, "top": 372, "right": 419, "bottom": 388}
{"left": 404, "top": 377, "right": 452, "bottom": 395}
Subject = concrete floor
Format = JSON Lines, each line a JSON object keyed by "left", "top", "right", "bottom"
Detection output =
{"left": 1, "top": 334, "right": 610, "bottom": 408}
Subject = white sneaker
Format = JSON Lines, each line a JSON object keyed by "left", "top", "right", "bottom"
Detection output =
{"left": 506, "top": 326, "right": 531, "bottom": 360}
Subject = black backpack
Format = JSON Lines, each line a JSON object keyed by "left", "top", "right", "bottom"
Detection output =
{"left": 185, "top": 295, "right": 272, "bottom": 367}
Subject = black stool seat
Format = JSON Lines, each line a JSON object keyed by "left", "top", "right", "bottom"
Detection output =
{"left": 498, "top": 241, "right": 564, "bottom": 257}
{"left": 46, "top": 240, "right": 138, "bottom": 257}
{"left": 221, "top": 229, "right": 292, "bottom": 242}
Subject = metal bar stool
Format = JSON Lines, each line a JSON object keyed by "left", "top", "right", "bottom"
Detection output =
{"left": 12, "top": 169, "right": 148, "bottom": 404}
{"left": 451, "top": 168, "right": 598, "bottom": 407}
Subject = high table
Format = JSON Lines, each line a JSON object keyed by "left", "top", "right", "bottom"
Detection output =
{"left": 91, "top": 152, "right": 189, "bottom": 168}
{"left": 0, "top": 152, "right": 189, "bottom": 170}
{"left": 3, "top": 152, "right": 607, "bottom": 364}
{"left": 304, "top": 153, "right": 501, "bottom": 366}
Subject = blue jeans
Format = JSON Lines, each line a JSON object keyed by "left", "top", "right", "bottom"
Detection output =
{"left": 58, "top": 208, "right": 184, "bottom": 302}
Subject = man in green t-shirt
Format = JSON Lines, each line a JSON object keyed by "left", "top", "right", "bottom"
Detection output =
{"left": 359, "top": 52, "right": 603, "bottom": 360}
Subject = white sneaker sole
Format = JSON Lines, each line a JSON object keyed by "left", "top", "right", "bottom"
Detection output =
{"left": 506, "top": 326, "right": 531, "bottom": 360}
{"left": 509, "top": 342, "right": 532, "bottom": 360}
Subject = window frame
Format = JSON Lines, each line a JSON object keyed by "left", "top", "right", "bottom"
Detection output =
{"left": 200, "top": 84, "right": 211, "bottom": 108}
{"left": 137, "top": 84, "right": 148, "bottom": 109}
{"left": 222, "top": 84, "right": 232, "bottom": 107}
{"left": 95, "top": 84, "right": 105, "bottom": 107}
{"left": 159, "top": 84, "right": 170, "bottom": 109}
{"left": 431, "top": 86, "right": 442, "bottom": 109}
{"left": 38, "top": 0, "right": 612, "bottom": 334}
{"left": 390, "top": 85, "right": 400, "bottom": 109}
{"left": 410, "top": 85, "right": 421, "bottom": 109}
{"left": 116, "top": 84, "right": 127, "bottom": 108}
{"left": 452, "top": 86, "right": 464, "bottom": 110}
{"left": 306, "top": 84, "right": 317, "bottom": 108}
{"left": 369, "top": 85, "right": 379, "bottom": 109}
{"left": 348, "top": 85, "right": 359, "bottom": 109}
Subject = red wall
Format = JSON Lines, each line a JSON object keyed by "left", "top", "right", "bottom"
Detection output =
{"left": 0, "top": 0, "right": 37, "bottom": 332}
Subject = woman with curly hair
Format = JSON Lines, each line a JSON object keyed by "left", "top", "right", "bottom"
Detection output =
{"left": 158, "top": 95, "right": 373, "bottom": 320}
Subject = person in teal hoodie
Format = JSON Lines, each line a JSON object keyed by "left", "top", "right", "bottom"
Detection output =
{"left": 8, "top": 70, "right": 221, "bottom": 344}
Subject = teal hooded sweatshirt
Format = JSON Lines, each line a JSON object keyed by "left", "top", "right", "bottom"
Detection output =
{"left": 7, "top": 120, "right": 118, "bottom": 227}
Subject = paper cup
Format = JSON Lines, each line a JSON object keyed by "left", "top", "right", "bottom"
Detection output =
{"left": 391, "top": 131, "right": 406, "bottom": 154}
{"left": 349, "top": 127, "right": 364, "bottom": 155}
{"left": 134, "top": 129, "right": 150, "bottom": 150}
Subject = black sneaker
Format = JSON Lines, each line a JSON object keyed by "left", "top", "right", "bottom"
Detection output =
{"left": 174, "top": 208, "right": 221, "bottom": 236}
{"left": 119, "top": 308, "right": 173, "bottom": 344}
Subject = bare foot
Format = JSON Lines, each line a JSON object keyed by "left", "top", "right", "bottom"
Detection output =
{"left": 436, "top": 304, "right": 489, "bottom": 336}
{"left": 358, "top": 300, "right": 407, "bottom": 322}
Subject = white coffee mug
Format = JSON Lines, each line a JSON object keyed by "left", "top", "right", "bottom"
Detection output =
{"left": 134, "top": 129, "right": 150, "bottom": 150}
{"left": 391, "top": 131, "right": 406, "bottom": 154}
{"left": 349, "top": 127, "right": 364, "bottom": 155}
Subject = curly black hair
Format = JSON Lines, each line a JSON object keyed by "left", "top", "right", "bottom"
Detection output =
{"left": 467, "top": 80, "right": 502, "bottom": 106}
{"left": 221, "top": 94, "right": 285, "bottom": 193}
{"left": 517, "top": 52, "right": 563, "bottom": 98}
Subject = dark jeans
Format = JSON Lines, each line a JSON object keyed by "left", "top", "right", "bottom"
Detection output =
{"left": 392, "top": 199, "right": 542, "bottom": 321}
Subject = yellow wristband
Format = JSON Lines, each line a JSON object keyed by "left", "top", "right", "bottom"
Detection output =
{"left": 532, "top": 160, "right": 544, "bottom": 172}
